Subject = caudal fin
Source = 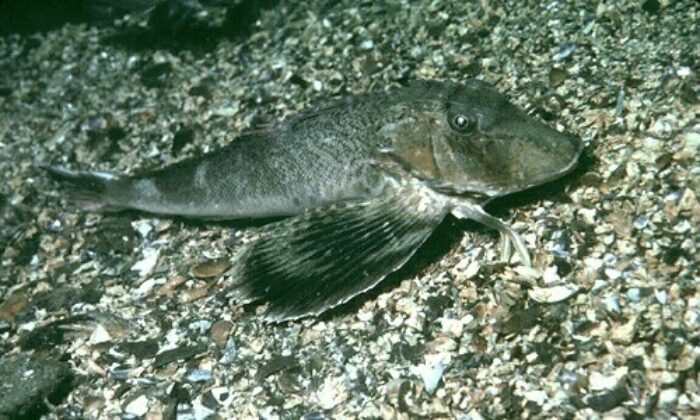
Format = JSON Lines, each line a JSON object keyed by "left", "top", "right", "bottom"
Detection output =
{"left": 38, "top": 164, "right": 126, "bottom": 212}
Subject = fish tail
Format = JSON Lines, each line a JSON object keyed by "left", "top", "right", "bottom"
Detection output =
{"left": 38, "top": 164, "right": 127, "bottom": 212}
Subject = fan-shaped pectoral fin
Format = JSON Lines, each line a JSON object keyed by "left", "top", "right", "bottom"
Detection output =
{"left": 230, "top": 192, "right": 448, "bottom": 322}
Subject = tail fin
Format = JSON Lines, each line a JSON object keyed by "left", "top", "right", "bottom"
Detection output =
{"left": 38, "top": 164, "right": 126, "bottom": 212}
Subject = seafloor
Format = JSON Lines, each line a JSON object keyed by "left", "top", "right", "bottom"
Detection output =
{"left": 0, "top": 0, "right": 698, "bottom": 418}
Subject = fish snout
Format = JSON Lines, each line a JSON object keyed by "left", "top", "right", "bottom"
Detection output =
{"left": 497, "top": 116, "right": 584, "bottom": 190}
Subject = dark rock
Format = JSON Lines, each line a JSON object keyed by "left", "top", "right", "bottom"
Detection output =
{"left": 81, "top": 114, "right": 126, "bottom": 160}
{"left": 552, "top": 257, "right": 574, "bottom": 277}
{"left": 499, "top": 385, "right": 524, "bottom": 418}
{"left": 499, "top": 306, "right": 542, "bottom": 335}
{"left": 188, "top": 84, "right": 212, "bottom": 99}
{"left": 154, "top": 343, "right": 207, "bottom": 368}
{"left": 0, "top": 353, "right": 75, "bottom": 419}
{"left": 172, "top": 126, "right": 196, "bottom": 156}
{"left": 642, "top": 0, "right": 661, "bottom": 15}
{"left": 18, "top": 313, "right": 119, "bottom": 351}
{"left": 84, "top": 115, "right": 109, "bottom": 141}
{"left": 389, "top": 342, "right": 425, "bottom": 364}
{"left": 117, "top": 339, "right": 160, "bottom": 359}
{"left": 85, "top": 216, "right": 137, "bottom": 255}
{"left": 288, "top": 74, "right": 308, "bottom": 88}
{"left": 549, "top": 68, "right": 568, "bottom": 88}
{"left": 569, "top": 394, "right": 586, "bottom": 409}
{"left": 586, "top": 387, "right": 629, "bottom": 412}
{"left": 107, "top": 125, "right": 127, "bottom": 142}
{"left": 200, "top": 389, "right": 219, "bottom": 409}
{"left": 680, "top": 83, "right": 698, "bottom": 104}
{"left": 627, "top": 355, "right": 645, "bottom": 371}
{"left": 19, "top": 318, "right": 74, "bottom": 351}
{"left": 425, "top": 293, "right": 453, "bottom": 320}
{"left": 662, "top": 246, "right": 684, "bottom": 265}
{"left": 626, "top": 409, "right": 646, "bottom": 420}
{"left": 453, "top": 352, "right": 492, "bottom": 371}
{"left": 666, "top": 339, "right": 684, "bottom": 360}
{"left": 32, "top": 286, "right": 83, "bottom": 312}
{"left": 524, "top": 400, "right": 542, "bottom": 415}
{"left": 171, "top": 381, "right": 191, "bottom": 401}
{"left": 81, "top": 279, "right": 105, "bottom": 304}
{"left": 255, "top": 355, "right": 298, "bottom": 380}
{"left": 531, "top": 341, "right": 560, "bottom": 365}
{"left": 13, "top": 232, "right": 40, "bottom": 266}
{"left": 542, "top": 303, "right": 570, "bottom": 330}
{"left": 140, "top": 62, "right": 173, "bottom": 89}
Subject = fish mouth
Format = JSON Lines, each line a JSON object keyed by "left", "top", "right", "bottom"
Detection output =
{"left": 477, "top": 128, "right": 585, "bottom": 199}
{"left": 437, "top": 135, "right": 584, "bottom": 208}
{"left": 518, "top": 133, "right": 584, "bottom": 190}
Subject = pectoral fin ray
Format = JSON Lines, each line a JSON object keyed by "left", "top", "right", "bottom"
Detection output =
{"left": 230, "top": 191, "right": 447, "bottom": 322}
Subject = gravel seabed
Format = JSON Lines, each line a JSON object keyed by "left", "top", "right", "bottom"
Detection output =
{"left": 0, "top": 0, "right": 698, "bottom": 418}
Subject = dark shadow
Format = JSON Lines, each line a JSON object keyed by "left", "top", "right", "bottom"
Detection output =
{"left": 0, "top": 0, "right": 154, "bottom": 36}
{"left": 1, "top": 0, "right": 281, "bottom": 53}
{"left": 0, "top": 0, "right": 91, "bottom": 35}
{"left": 122, "top": 210, "right": 287, "bottom": 230}
{"left": 102, "top": 0, "right": 280, "bottom": 52}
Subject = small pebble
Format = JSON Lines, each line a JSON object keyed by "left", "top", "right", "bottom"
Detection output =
{"left": 131, "top": 249, "right": 159, "bottom": 277}
{"left": 124, "top": 394, "right": 149, "bottom": 417}
{"left": 658, "top": 388, "right": 679, "bottom": 405}
{"left": 529, "top": 284, "right": 579, "bottom": 303}
{"left": 549, "top": 68, "right": 568, "bottom": 87}
{"left": 626, "top": 288, "right": 641, "bottom": 302}
{"left": 552, "top": 43, "right": 576, "bottom": 61}
{"left": 192, "top": 258, "right": 230, "bottom": 278}
{"left": 187, "top": 369, "right": 213, "bottom": 383}
{"left": 603, "top": 295, "right": 621, "bottom": 314}
{"left": 360, "top": 39, "right": 374, "bottom": 50}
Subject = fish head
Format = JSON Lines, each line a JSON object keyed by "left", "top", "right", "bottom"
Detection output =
{"left": 384, "top": 80, "right": 583, "bottom": 199}
{"left": 435, "top": 80, "right": 583, "bottom": 197}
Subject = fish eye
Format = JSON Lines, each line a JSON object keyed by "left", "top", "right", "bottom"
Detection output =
{"left": 449, "top": 114, "right": 476, "bottom": 133}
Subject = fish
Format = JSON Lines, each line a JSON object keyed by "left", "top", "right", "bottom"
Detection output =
{"left": 41, "top": 79, "right": 583, "bottom": 322}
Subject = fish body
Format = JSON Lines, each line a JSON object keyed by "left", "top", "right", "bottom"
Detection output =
{"left": 43, "top": 80, "right": 583, "bottom": 321}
